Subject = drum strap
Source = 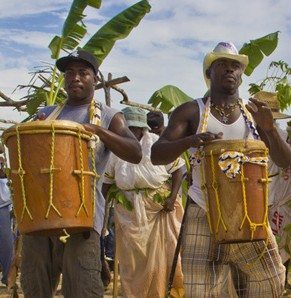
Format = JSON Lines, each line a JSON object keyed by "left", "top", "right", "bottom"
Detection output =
{"left": 46, "top": 101, "right": 66, "bottom": 120}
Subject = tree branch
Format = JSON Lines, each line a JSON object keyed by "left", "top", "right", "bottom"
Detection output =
{"left": 95, "top": 76, "right": 130, "bottom": 90}
{"left": 119, "top": 99, "right": 162, "bottom": 112}
{"left": 0, "top": 91, "right": 29, "bottom": 111}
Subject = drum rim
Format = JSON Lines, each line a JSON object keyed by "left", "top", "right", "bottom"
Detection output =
{"left": 203, "top": 139, "right": 267, "bottom": 155}
{"left": 2, "top": 120, "right": 93, "bottom": 143}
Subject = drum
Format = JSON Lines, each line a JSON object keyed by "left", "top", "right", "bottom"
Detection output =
{"left": 201, "top": 139, "right": 269, "bottom": 243}
{"left": 2, "top": 120, "right": 98, "bottom": 235}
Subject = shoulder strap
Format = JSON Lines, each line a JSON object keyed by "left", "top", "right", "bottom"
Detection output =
{"left": 45, "top": 101, "right": 67, "bottom": 120}
{"left": 90, "top": 100, "right": 102, "bottom": 126}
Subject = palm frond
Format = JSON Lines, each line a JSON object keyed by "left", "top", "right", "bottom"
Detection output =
{"left": 239, "top": 31, "right": 279, "bottom": 76}
{"left": 148, "top": 85, "right": 192, "bottom": 113}
{"left": 83, "top": 0, "right": 151, "bottom": 65}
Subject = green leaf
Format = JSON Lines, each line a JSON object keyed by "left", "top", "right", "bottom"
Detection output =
{"left": 239, "top": 31, "right": 279, "bottom": 76}
{"left": 107, "top": 184, "right": 133, "bottom": 211}
{"left": 181, "top": 179, "right": 189, "bottom": 207}
{"left": 48, "top": 36, "right": 63, "bottom": 60}
{"left": 276, "top": 83, "right": 291, "bottom": 111}
{"left": 62, "top": 0, "right": 87, "bottom": 37}
{"left": 148, "top": 85, "right": 192, "bottom": 113}
{"left": 49, "top": 0, "right": 101, "bottom": 58}
{"left": 26, "top": 90, "right": 48, "bottom": 115}
{"left": 86, "top": 0, "right": 101, "bottom": 9}
{"left": 283, "top": 223, "right": 291, "bottom": 232}
{"left": 49, "top": 25, "right": 87, "bottom": 59}
{"left": 248, "top": 83, "right": 262, "bottom": 96}
{"left": 240, "top": 44, "right": 264, "bottom": 76}
{"left": 275, "top": 235, "right": 281, "bottom": 244}
{"left": 83, "top": 0, "right": 151, "bottom": 65}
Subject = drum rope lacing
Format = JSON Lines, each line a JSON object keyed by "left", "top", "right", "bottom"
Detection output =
{"left": 195, "top": 97, "right": 270, "bottom": 249}
{"left": 76, "top": 127, "right": 89, "bottom": 217}
{"left": 239, "top": 159, "right": 269, "bottom": 240}
{"left": 46, "top": 124, "right": 62, "bottom": 218}
{"left": 16, "top": 125, "right": 33, "bottom": 222}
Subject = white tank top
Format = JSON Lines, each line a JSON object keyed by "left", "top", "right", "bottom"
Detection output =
{"left": 188, "top": 98, "right": 254, "bottom": 209}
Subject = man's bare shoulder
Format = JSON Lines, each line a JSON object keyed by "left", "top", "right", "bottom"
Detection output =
{"left": 170, "top": 100, "right": 200, "bottom": 122}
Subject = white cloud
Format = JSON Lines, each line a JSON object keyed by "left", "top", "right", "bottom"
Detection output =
{"left": 0, "top": 29, "right": 54, "bottom": 50}
{"left": 0, "top": 0, "right": 290, "bottom": 126}
{"left": 0, "top": 1, "right": 68, "bottom": 18}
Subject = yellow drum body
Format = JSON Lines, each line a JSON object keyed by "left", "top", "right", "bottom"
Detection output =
{"left": 202, "top": 139, "right": 269, "bottom": 243}
{"left": 2, "top": 120, "right": 96, "bottom": 235}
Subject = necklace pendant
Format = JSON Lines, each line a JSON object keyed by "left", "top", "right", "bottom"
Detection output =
{"left": 222, "top": 116, "right": 228, "bottom": 123}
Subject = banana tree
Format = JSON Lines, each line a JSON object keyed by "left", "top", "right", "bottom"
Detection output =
{"left": 23, "top": 0, "right": 151, "bottom": 115}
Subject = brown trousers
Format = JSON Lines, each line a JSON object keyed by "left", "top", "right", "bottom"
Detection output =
{"left": 21, "top": 231, "right": 103, "bottom": 298}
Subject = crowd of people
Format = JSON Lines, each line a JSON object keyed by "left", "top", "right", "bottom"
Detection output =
{"left": 0, "top": 42, "right": 290, "bottom": 298}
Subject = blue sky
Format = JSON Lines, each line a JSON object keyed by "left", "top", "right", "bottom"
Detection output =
{"left": 0, "top": 0, "right": 290, "bottom": 127}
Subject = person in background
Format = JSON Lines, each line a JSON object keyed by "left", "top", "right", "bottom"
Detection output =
{"left": 255, "top": 91, "right": 291, "bottom": 292}
{"left": 147, "top": 110, "right": 166, "bottom": 135}
{"left": 0, "top": 156, "right": 13, "bottom": 287}
{"left": 102, "top": 106, "right": 185, "bottom": 297}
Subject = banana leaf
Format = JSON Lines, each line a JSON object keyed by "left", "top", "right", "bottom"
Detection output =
{"left": 107, "top": 184, "right": 133, "bottom": 211}
{"left": 239, "top": 31, "right": 279, "bottom": 76}
{"left": 83, "top": 0, "right": 151, "bottom": 65}
{"left": 49, "top": 0, "right": 101, "bottom": 59}
{"left": 86, "top": 0, "right": 102, "bottom": 10}
{"left": 284, "top": 223, "right": 291, "bottom": 233}
{"left": 26, "top": 89, "right": 49, "bottom": 115}
{"left": 148, "top": 85, "right": 192, "bottom": 113}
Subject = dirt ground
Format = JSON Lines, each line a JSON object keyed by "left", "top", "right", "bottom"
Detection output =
{"left": 0, "top": 272, "right": 123, "bottom": 298}
{"left": 0, "top": 271, "right": 290, "bottom": 297}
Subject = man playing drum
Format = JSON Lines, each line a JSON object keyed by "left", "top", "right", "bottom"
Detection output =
{"left": 20, "top": 49, "right": 142, "bottom": 298}
{"left": 151, "top": 41, "right": 291, "bottom": 297}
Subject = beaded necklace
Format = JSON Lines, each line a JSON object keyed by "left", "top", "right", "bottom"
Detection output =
{"left": 210, "top": 101, "right": 240, "bottom": 124}
{"left": 200, "top": 97, "right": 259, "bottom": 139}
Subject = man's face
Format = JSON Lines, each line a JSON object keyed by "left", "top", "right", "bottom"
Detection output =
{"left": 150, "top": 126, "right": 163, "bottom": 136}
{"left": 208, "top": 58, "right": 243, "bottom": 93}
{"left": 64, "top": 61, "right": 97, "bottom": 102}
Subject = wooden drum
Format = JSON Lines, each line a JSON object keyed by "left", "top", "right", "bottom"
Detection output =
{"left": 2, "top": 120, "right": 98, "bottom": 235}
{"left": 202, "top": 139, "right": 269, "bottom": 243}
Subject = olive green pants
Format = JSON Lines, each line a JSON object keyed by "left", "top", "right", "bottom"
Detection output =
{"left": 21, "top": 231, "right": 103, "bottom": 298}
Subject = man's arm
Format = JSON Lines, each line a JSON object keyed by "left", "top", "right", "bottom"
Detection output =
{"left": 84, "top": 112, "right": 142, "bottom": 164}
{"left": 151, "top": 101, "right": 222, "bottom": 165}
{"left": 246, "top": 98, "right": 291, "bottom": 168}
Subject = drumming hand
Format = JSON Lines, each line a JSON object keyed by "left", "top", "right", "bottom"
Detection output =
{"left": 37, "top": 113, "right": 46, "bottom": 120}
{"left": 163, "top": 196, "right": 176, "bottom": 212}
{"left": 83, "top": 123, "right": 99, "bottom": 134}
{"left": 192, "top": 132, "right": 223, "bottom": 147}
{"left": 246, "top": 98, "right": 275, "bottom": 132}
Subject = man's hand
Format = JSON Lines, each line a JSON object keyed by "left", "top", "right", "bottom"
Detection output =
{"left": 191, "top": 132, "right": 223, "bottom": 147}
{"left": 82, "top": 123, "right": 99, "bottom": 134}
{"left": 36, "top": 113, "right": 46, "bottom": 120}
{"left": 246, "top": 98, "right": 275, "bottom": 132}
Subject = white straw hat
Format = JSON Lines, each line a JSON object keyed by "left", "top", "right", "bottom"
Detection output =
{"left": 203, "top": 41, "right": 249, "bottom": 88}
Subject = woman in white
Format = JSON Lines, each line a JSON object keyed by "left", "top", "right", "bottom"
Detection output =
{"left": 102, "top": 107, "right": 185, "bottom": 298}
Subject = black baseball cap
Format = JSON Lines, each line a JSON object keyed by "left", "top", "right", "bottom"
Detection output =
{"left": 56, "top": 49, "right": 99, "bottom": 74}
